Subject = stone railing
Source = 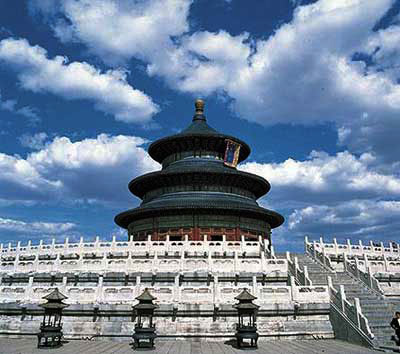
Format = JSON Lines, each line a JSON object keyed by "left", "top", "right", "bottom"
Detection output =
{"left": 304, "top": 237, "right": 334, "bottom": 270}
{"left": 286, "top": 252, "right": 312, "bottom": 286}
{"left": 355, "top": 257, "right": 400, "bottom": 274}
{"left": 0, "top": 276, "right": 329, "bottom": 306}
{"left": 305, "top": 236, "right": 400, "bottom": 258}
{"left": 343, "top": 255, "right": 385, "bottom": 296}
{"left": 327, "top": 276, "right": 374, "bottom": 342}
{"left": 264, "top": 239, "right": 275, "bottom": 259}
{"left": 0, "top": 236, "right": 265, "bottom": 260}
{"left": 0, "top": 251, "right": 288, "bottom": 275}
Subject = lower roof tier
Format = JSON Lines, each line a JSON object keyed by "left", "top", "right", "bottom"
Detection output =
{"left": 115, "top": 192, "right": 284, "bottom": 230}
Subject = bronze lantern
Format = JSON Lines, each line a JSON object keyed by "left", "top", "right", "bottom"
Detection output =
{"left": 37, "top": 288, "right": 69, "bottom": 348}
{"left": 132, "top": 288, "right": 158, "bottom": 349}
{"left": 233, "top": 288, "right": 260, "bottom": 349}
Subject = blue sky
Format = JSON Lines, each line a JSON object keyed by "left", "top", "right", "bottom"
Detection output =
{"left": 0, "top": 0, "right": 400, "bottom": 252}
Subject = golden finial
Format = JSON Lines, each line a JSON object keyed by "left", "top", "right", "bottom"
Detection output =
{"left": 195, "top": 99, "right": 205, "bottom": 115}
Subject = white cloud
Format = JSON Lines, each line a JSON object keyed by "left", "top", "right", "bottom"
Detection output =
{"left": 31, "top": 0, "right": 192, "bottom": 65}
{"left": 0, "top": 152, "right": 61, "bottom": 201}
{"left": 31, "top": 0, "right": 400, "bottom": 162}
{"left": 0, "top": 38, "right": 159, "bottom": 123}
{"left": 0, "top": 217, "right": 76, "bottom": 234}
{"left": 363, "top": 25, "right": 400, "bottom": 78}
{"left": 241, "top": 150, "right": 400, "bottom": 205}
{"left": 0, "top": 90, "right": 40, "bottom": 122}
{"left": 224, "top": 0, "right": 398, "bottom": 123}
{"left": 160, "top": 30, "right": 252, "bottom": 95}
{"left": 19, "top": 132, "right": 48, "bottom": 150}
{"left": 287, "top": 200, "right": 400, "bottom": 241}
{"left": 0, "top": 134, "right": 160, "bottom": 204}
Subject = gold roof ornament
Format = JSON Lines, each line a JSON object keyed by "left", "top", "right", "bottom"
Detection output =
{"left": 195, "top": 98, "right": 204, "bottom": 115}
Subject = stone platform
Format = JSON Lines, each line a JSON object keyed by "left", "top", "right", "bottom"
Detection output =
{"left": 0, "top": 338, "right": 380, "bottom": 354}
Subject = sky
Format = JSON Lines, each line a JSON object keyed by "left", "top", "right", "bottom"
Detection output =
{"left": 0, "top": 0, "right": 400, "bottom": 252}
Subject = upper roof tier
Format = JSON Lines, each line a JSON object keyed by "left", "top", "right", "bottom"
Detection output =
{"left": 148, "top": 99, "right": 251, "bottom": 164}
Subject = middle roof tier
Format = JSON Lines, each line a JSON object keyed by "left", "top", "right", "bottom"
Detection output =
{"left": 129, "top": 157, "right": 271, "bottom": 200}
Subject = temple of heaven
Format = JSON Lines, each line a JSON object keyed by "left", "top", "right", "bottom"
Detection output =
{"left": 115, "top": 100, "right": 284, "bottom": 244}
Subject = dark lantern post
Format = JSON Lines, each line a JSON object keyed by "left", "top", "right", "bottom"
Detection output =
{"left": 132, "top": 288, "right": 158, "bottom": 349}
{"left": 37, "top": 288, "right": 69, "bottom": 349}
{"left": 234, "top": 288, "right": 260, "bottom": 349}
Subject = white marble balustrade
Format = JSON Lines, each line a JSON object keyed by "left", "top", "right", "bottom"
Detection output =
{"left": 0, "top": 235, "right": 267, "bottom": 257}
{"left": 0, "top": 246, "right": 287, "bottom": 276}
{"left": 305, "top": 236, "right": 400, "bottom": 259}
{"left": 0, "top": 278, "right": 329, "bottom": 306}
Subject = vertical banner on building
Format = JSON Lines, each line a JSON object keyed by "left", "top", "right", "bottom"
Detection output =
{"left": 224, "top": 139, "right": 241, "bottom": 168}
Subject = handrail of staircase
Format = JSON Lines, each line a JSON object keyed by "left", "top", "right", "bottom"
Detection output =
{"left": 264, "top": 244, "right": 276, "bottom": 259}
{"left": 305, "top": 236, "right": 334, "bottom": 271}
{"left": 342, "top": 254, "right": 385, "bottom": 297}
{"left": 327, "top": 276, "right": 375, "bottom": 344}
{"left": 286, "top": 252, "right": 312, "bottom": 286}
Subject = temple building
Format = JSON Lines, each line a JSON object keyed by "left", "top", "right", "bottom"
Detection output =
{"left": 0, "top": 100, "right": 398, "bottom": 352}
{"left": 115, "top": 99, "right": 284, "bottom": 243}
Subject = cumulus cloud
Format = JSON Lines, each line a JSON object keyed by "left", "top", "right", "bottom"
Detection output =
{"left": 241, "top": 150, "right": 400, "bottom": 205}
{"left": 0, "top": 38, "right": 159, "bottom": 123}
{"left": 19, "top": 132, "right": 48, "bottom": 150}
{"left": 30, "top": 0, "right": 400, "bottom": 163}
{"left": 0, "top": 134, "right": 159, "bottom": 205}
{"left": 30, "top": 0, "right": 191, "bottom": 65}
{"left": 242, "top": 150, "right": 400, "bottom": 247}
{"left": 0, "top": 152, "right": 61, "bottom": 202}
{"left": 287, "top": 200, "right": 400, "bottom": 241}
{"left": 0, "top": 217, "right": 76, "bottom": 234}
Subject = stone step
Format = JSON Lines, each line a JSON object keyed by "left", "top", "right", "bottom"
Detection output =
{"left": 310, "top": 276, "right": 329, "bottom": 280}
{"left": 309, "top": 272, "right": 330, "bottom": 276}
{"left": 361, "top": 312, "right": 392, "bottom": 320}
{"left": 331, "top": 277, "right": 357, "bottom": 282}
{"left": 341, "top": 285, "right": 370, "bottom": 289}
{"left": 310, "top": 277, "right": 329, "bottom": 282}
{"left": 334, "top": 288, "right": 369, "bottom": 294}
{"left": 377, "top": 341, "right": 398, "bottom": 348}
{"left": 369, "top": 323, "right": 396, "bottom": 330}
{"left": 360, "top": 305, "right": 392, "bottom": 311}
{"left": 358, "top": 298, "right": 390, "bottom": 304}
{"left": 309, "top": 273, "right": 330, "bottom": 276}
{"left": 332, "top": 276, "right": 358, "bottom": 280}
{"left": 363, "top": 315, "right": 393, "bottom": 323}
{"left": 368, "top": 315, "right": 396, "bottom": 322}
{"left": 357, "top": 313, "right": 390, "bottom": 320}
{"left": 335, "top": 285, "right": 367, "bottom": 290}
{"left": 345, "top": 291, "right": 378, "bottom": 297}
{"left": 373, "top": 333, "right": 395, "bottom": 339}
{"left": 346, "top": 296, "right": 380, "bottom": 302}
{"left": 359, "top": 298, "right": 390, "bottom": 304}
{"left": 343, "top": 288, "right": 375, "bottom": 293}
{"left": 370, "top": 324, "right": 393, "bottom": 329}
{"left": 375, "top": 338, "right": 396, "bottom": 345}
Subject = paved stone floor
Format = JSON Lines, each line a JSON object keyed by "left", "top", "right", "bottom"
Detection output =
{"left": 0, "top": 338, "right": 382, "bottom": 354}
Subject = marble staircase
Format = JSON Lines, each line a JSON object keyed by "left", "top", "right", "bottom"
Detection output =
{"left": 278, "top": 252, "right": 397, "bottom": 349}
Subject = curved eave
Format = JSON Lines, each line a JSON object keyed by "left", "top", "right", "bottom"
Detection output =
{"left": 148, "top": 133, "right": 251, "bottom": 164}
{"left": 115, "top": 204, "right": 284, "bottom": 230}
{"left": 128, "top": 167, "right": 270, "bottom": 199}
